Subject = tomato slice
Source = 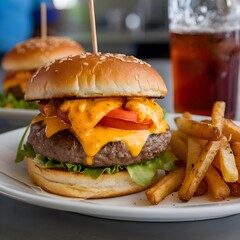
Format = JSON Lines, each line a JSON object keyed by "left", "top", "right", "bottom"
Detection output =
{"left": 106, "top": 109, "right": 152, "bottom": 124}
{"left": 100, "top": 108, "right": 152, "bottom": 130}
{"left": 106, "top": 109, "right": 139, "bottom": 122}
{"left": 99, "top": 117, "right": 151, "bottom": 130}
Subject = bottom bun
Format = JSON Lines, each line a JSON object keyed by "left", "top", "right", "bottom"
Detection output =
{"left": 26, "top": 157, "right": 158, "bottom": 199}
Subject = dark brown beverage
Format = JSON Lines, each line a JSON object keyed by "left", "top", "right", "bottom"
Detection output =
{"left": 170, "top": 30, "right": 240, "bottom": 118}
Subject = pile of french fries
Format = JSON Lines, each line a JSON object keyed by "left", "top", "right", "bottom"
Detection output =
{"left": 146, "top": 101, "right": 240, "bottom": 205}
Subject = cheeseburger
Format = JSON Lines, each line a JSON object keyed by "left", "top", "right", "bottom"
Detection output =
{"left": 1, "top": 36, "right": 85, "bottom": 103}
{"left": 20, "top": 52, "right": 175, "bottom": 199}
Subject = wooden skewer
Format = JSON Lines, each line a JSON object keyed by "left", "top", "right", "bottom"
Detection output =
{"left": 41, "top": 2, "right": 47, "bottom": 38}
{"left": 88, "top": 0, "right": 98, "bottom": 53}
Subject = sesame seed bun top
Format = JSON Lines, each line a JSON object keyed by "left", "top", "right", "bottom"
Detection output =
{"left": 2, "top": 36, "right": 85, "bottom": 71}
{"left": 25, "top": 52, "right": 167, "bottom": 100}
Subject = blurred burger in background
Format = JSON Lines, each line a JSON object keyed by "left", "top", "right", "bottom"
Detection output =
{"left": 1, "top": 36, "right": 85, "bottom": 109}
{"left": 17, "top": 52, "right": 176, "bottom": 199}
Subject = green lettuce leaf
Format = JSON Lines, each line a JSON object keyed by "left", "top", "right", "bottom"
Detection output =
{"left": 15, "top": 126, "right": 33, "bottom": 163}
{"left": 25, "top": 147, "right": 176, "bottom": 186}
{"left": 0, "top": 92, "right": 38, "bottom": 109}
{"left": 126, "top": 151, "right": 176, "bottom": 186}
{"left": 32, "top": 154, "right": 125, "bottom": 179}
{"left": 33, "top": 155, "right": 62, "bottom": 168}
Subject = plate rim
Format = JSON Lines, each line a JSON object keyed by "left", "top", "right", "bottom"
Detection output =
{"left": 0, "top": 107, "right": 39, "bottom": 125}
{"left": 0, "top": 107, "right": 38, "bottom": 115}
{"left": 0, "top": 178, "right": 240, "bottom": 222}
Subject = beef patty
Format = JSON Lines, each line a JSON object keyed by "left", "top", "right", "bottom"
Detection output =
{"left": 27, "top": 121, "right": 171, "bottom": 167}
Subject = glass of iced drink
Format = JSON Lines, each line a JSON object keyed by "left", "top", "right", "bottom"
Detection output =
{"left": 169, "top": 0, "right": 240, "bottom": 118}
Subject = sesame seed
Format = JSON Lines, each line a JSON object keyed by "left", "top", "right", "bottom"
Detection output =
{"left": 116, "top": 54, "right": 125, "bottom": 57}
{"left": 14, "top": 36, "right": 80, "bottom": 54}
{"left": 105, "top": 53, "right": 113, "bottom": 57}
{"left": 99, "top": 56, "right": 106, "bottom": 60}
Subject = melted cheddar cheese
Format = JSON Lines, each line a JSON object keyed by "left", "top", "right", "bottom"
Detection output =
{"left": 4, "top": 71, "right": 32, "bottom": 92}
{"left": 32, "top": 115, "right": 70, "bottom": 137}
{"left": 32, "top": 98, "right": 168, "bottom": 166}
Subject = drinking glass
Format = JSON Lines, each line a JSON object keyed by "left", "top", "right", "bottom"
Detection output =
{"left": 169, "top": 0, "right": 240, "bottom": 118}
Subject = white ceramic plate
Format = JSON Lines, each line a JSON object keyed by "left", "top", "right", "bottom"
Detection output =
{"left": 0, "top": 113, "right": 240, "bottom": 222}
{"left": 0, "top": 108, "right": 38, "bottom": 125}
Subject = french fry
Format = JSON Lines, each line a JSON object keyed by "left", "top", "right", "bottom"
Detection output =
{"left": 186, "top": 138, "right": 209, "bottom": 197}
{"left": 211, "top": 101, "right": 225, "bottom": 134}
{"left": 178, "top": 140, "right": 221, "bottom": 202}
{"left": 230, "top": 142, "right": 240, "bottom": 183}
{"left": 219, "top": 138, "right": 238, "bottom": 182}
{"left": 146, "top": 167, "right": 185, "bottom": 205}
{"left": 166, "top": 148, "right": 180, "bottom": 161}
{"left": 228, "top": 182, "right": 240, "bottom": 197}
{"left": 223, "top": 119, "right": 240, "bottom": 142}
{"left": 170, "top": 134, "right": 188, "bottom": 162}
{"left": 201, "top": 119, "right": 211, "bottom": 124}
{"left": 227, "top": 139, "right": 240, "bottom": 197}
{"left": 230, "top": 142, "right": 240, "bottom": 156}
{"left": 171, "top": 130, "right": 188, "bottom": 143}
{"left": 194, "top": 179, "right": 208, "bottom": 196}
{"left": 212, "top": 152, "right": 221, "bottom": 170}
{"left": 186, "top": 137, "right": 202, "bottom": 175}
{"left": 198, "top": 139, "right": 208, "bottom": 148}
{"left": 205, "top": 165, "right": 230, "bottom": 200}
{"left": 145, "top": 100, "right": 240, "bottom": 204}
{"left": 182, "top": 112, "right": 192, "bottom": 120}
{"left": 174, "top": 117, "right": 221, "bottom": 140}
